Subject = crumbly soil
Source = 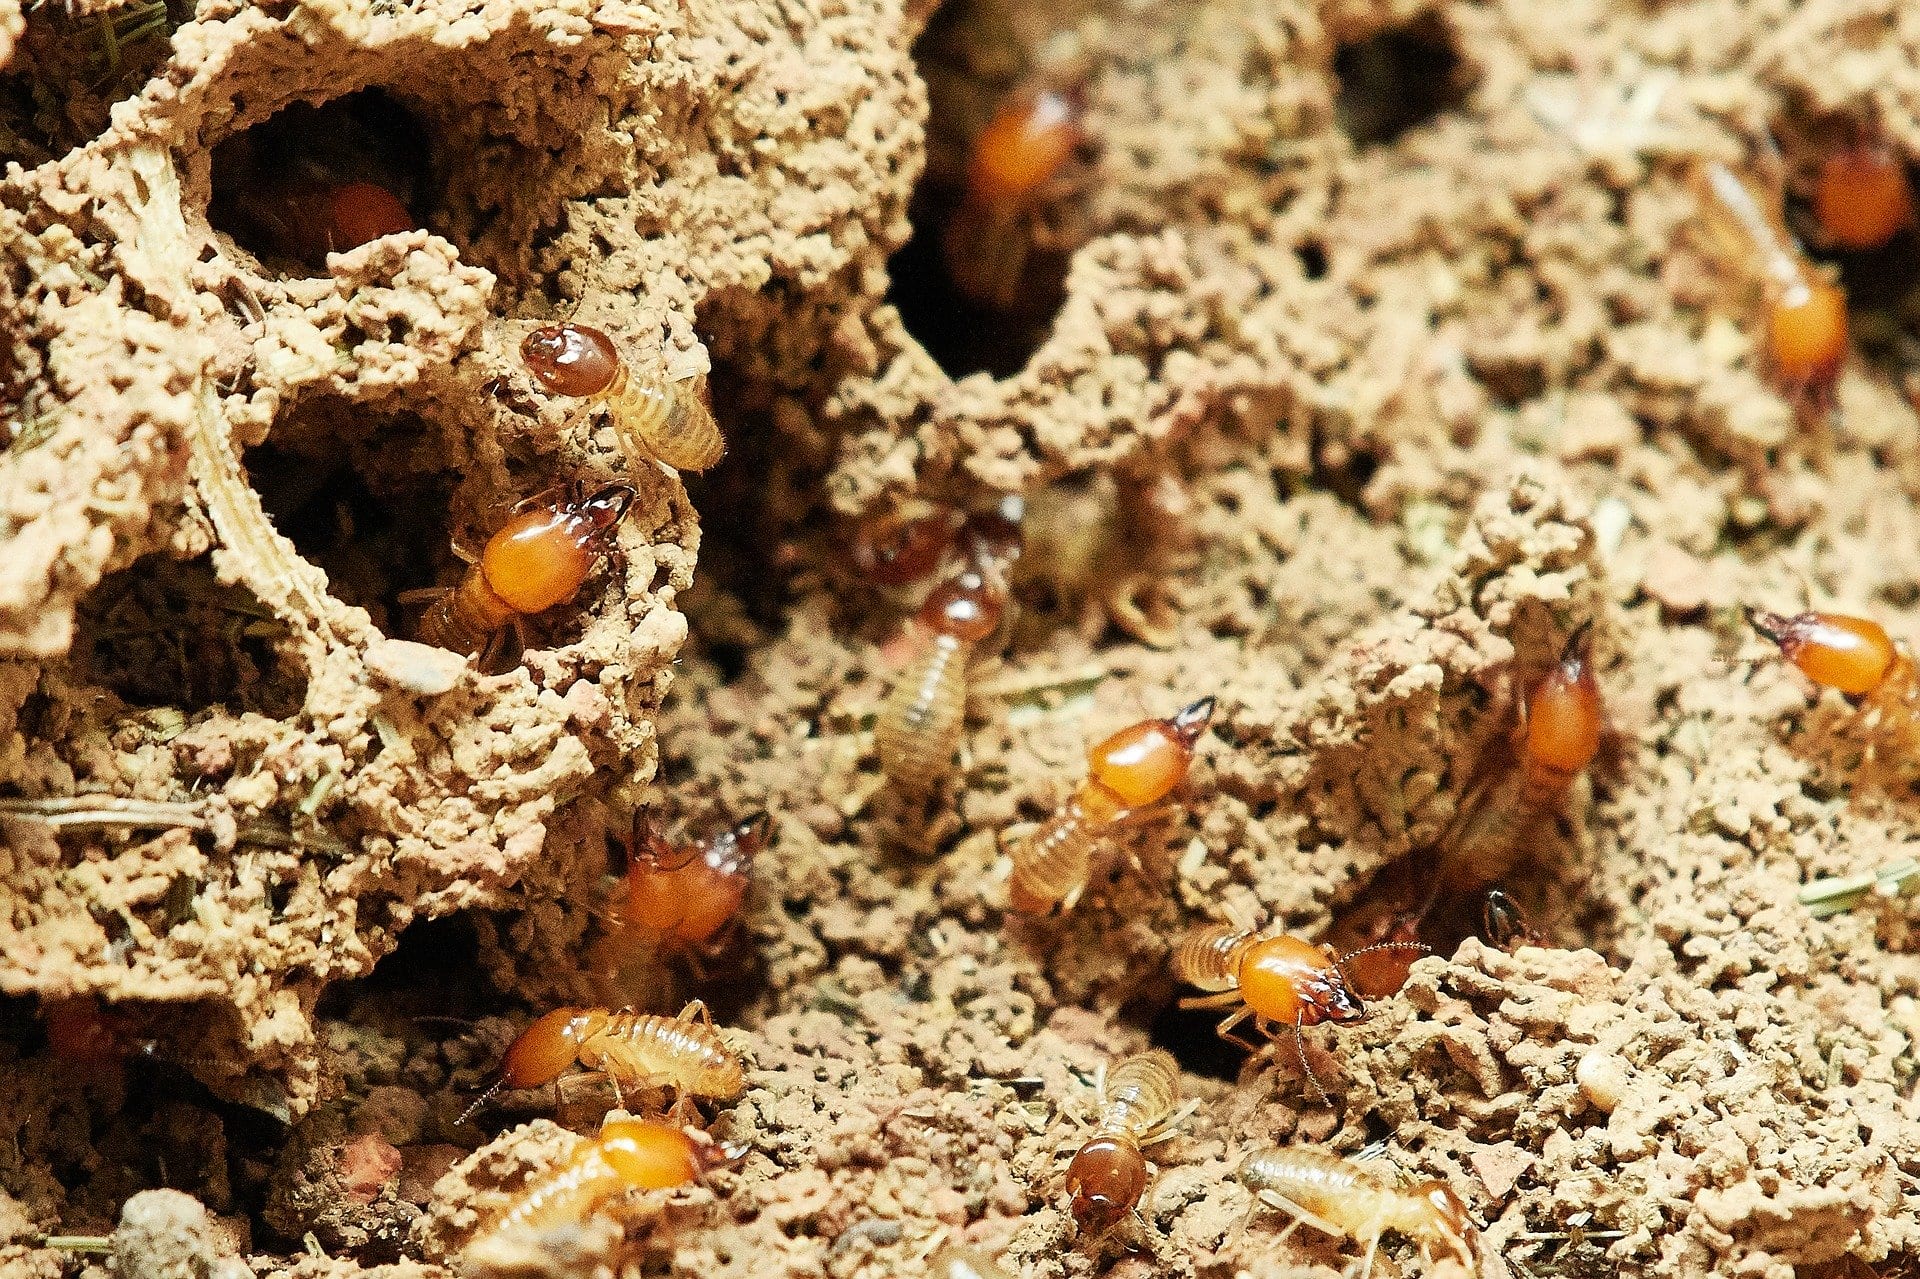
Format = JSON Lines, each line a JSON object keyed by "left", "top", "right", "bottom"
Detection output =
{"left": 2, "top": 0, "right": 1920, "bottom": 1277}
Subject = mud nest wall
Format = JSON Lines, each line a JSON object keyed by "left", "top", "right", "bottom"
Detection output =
{"left": 3, "top": 0, "right": 1920, "bottom": 1277}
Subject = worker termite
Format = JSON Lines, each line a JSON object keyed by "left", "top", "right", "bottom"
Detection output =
{"left": 468, "top": 1118, "right": 716, "bottom": 1252}
{"left": 1171, "top": 926, "right": 1426, "bottom": 1101}
{"left": 459, "top": 1001, "right": 745, "bottom": 1124}
{"left": 1814, "top": 141, "right": 1913, "bottom": 252}
{"left": 1059, "top": 1050, "right": 1196, "bottom": 1241}
{"left": 1693, "top": 158, "right": 1849, "bottom": 410}
{"left": 1238, "top": 1146, "right": 1480, "bottom": 1279}
{"left": 408, "top": 484, "right": 634, "bottom": 663}
{"left": 1429, "top": 622, "right": 1603, "bottom": 906}
{"left": 1007, "top": 697, "right": 1215, "bottom": 915}
{"left": 875, "top": 566, "right": 1007, "bottom": 794}
{"left": 943, "top": 86, "right": 1089, "bottom": 310}
{"left": 619, "top": 812, "right": 768, "bottom": 956}
{"left": 521, "top": 322, "right": 725, "bottom": 473}
{"left": 1747, "top": 608, "right": 1918, "bottom": 760}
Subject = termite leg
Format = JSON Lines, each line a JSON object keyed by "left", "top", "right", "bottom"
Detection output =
{"left": 1213, "top": 1006, "right": 1261, "bottom": 1053}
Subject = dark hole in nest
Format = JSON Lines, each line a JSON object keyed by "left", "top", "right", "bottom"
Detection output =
{"left": 210, "top": 88, "right": 437, "bottom": 276}
{"left": 244, "top": 411, "right": 458, "bottom": 640}
{"left": 322, "top": 912, "right": 488, "bottom": 1018}
{"left": 1146, "top": 999, "right": 1248, "bottom": 1083}
{"left": 888, "top": 0, "right": 1076, "bottom": 379}
{"left": 1332, "top": 18, "right": 1466, "bottom": 148}
{"left": 73, "top": 556, "right": 308, "bottom": 718}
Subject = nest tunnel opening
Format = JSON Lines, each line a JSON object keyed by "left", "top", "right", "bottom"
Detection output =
{"left": 244, "top": 405, "right": 460, "bottom": 643}
{"left": 72, "top": 555, "right": 308, "bottom": 719}
{"left": 889, "top": 0, "right": 1079, "bottom": 379}
{"left": 210, "top": 89, "right": 437, "bottom": 277}
{"left": 1332, "top": 17, "right": 1466, "bottom": 149}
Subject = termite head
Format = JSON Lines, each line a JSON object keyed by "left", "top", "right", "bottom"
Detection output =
{"left": 1410, "top": 1180, "right": 1479, "bottom": 1269}
{"left": 500, "top": 1008, "right": 606, "bottom": 1089}
{"left": 1815, "top": 142, "right": 1913, "bottom": 251}
{"left": 594, "top": 1118, "right": 707, "bottom": 1191}
{"left": 522, "top": 322, "right": 622, "bottom": 398}
{"left": 1064, "top": 1134, "right": 1147, "bottom": 1237}
{"left": 1748, "top": 608, "right": 1897, "bottom": 696}
{"left": 851, "top": 508, "right": 961, "bottom": 586}
{"left": 323, "top": 182, "right": 415, "bottom": 254}
{"left": 1523, "top": 622, "right": 1602, "bottom": 777}
{"left": 1085, "top": 696, "right": 1215, "bottom": 810}
{"left": 479, "top": 485, "right": 633, "bottom": 616}
{"left": 1766, "top": 277, "right": 1849, "bottom": 393}
{"left": 1239, "top": 936, "right": 1367, "bottom": 1027}
{"left": 917, "top": 567, "right": 1005, "bottom": 641}
{"left": 969, "top": 88, "right": 1085, "bottom": 208}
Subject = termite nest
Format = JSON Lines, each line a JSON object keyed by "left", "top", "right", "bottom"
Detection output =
{"left": 10, "top": 0, "right": 1920, "bottom": 1277}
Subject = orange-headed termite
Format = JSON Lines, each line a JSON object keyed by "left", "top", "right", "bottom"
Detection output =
{"left": 521, "top": 323, "right": 725, "bottom": 473}
{"left": 1747, "top": 608, "right": 1918, "bottom": 762}
{"left": 944, "top": 88, "right": 1087, "bottom": 310}
{"left": 411, "top": 484, "right": 633, "bottom": 661}
{"left": 1814, "top": 142, "right": 1913, "bottom": 251}
{"left": 1061, "top": 1049, "right": 1194, "bottom": 1240}
{"left": 1694, "top": 159, "right": 1849, "bottom": 407}
{"left": 460, "top": 1000, "right": 744, "bottom": 1124}
{"left": 469, "top": 1118, "right": 715, "bottom": 1250}
{"left": 1171, "top": 927, "right": 1426, "bottom": 1101}
{"left": 1238, "top": 1146, "right": 1480, "bottom": 1279}
{"left": 1432, "top": 622, "right": 1603, "bottom": 902}
{"left": 621, "top": 812, "right": 768, "bottom": 954}
{"left": 875, "top": 566, "right": 1006, "bottom": 794}
{"left": 237, "top": 179, "right": 417, "bottom": 268}
{"left": 1008, "top": 697, "right": 1215, "bottom": 915}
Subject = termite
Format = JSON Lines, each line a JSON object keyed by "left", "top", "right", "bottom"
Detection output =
{"left": 1171, "top": 926, "right": 1427, "bottom": 1101}
{"left": 1238, "top": 1146, "right": 1480, "bottom": 1279}
{"left": 1747, "top": 608, "right": 1918, "bottom": 759}
{"left": 875, "top": 566, "right": 1006, "bottom": 794}
{"left": 409, "top": 484, "right": 634, "bottom": 663}
{"left": 469, "top": 1118, "right": 713, "bottom": 1250}
{"left": 1007, "top": 697, "right": 1215, "bottom": 915}
{"left": 521, "top": 322, "right": 725, "bottom": 473}
{"left": 1430, "top": 622, "right": 1603, "bottom": 904}
{"left": 1060, "top": 1050, "right": 1195, "bottom": 1240}
{"left": 620, "top": 812, "right": 768, "bottom": 955}
{"left": 1693, "top": 158, "right": 1849, "bottom": 408}
{"left": 944, "top": 87, "right": 1088, "bottom": 310}
{"left": 1814, "top": 141, "right": 1913, "bottom": 251}
{"left": 460, "top": 1001, "right": 744, "bottom": 1124}
{"left": 850, "top": 507, "right": 964, "bottom": 587}
{"left": 235, "top": 179, "right": 417, "bottom": 268}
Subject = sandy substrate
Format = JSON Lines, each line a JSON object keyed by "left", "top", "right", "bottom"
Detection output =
{"left": 2, "top": 0, "right": 1920, "bottom": 1276}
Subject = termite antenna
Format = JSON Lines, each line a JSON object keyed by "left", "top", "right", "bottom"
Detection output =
{"left": 1292, "top": 1011, "right": 1331, "bottom": 1107}
{"left": 455, "top": 1078, "right": 505, "bottom": 1127}
{"left": 1331, "top": 940, "right": 1432, "bottom": 977}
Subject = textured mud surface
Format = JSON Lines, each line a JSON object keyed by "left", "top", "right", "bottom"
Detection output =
{"left": 3, "top": 0, "right": 1920, "bottom": 1277}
